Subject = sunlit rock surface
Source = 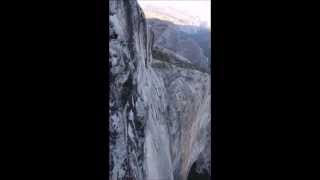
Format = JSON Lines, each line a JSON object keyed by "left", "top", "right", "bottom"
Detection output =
{"left": 109, "top": 1, "right": 211, "bottom": 179}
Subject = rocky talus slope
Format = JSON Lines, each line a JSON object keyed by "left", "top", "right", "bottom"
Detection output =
{"left": 109, "top": 1, "right": 211, "bottom": 179}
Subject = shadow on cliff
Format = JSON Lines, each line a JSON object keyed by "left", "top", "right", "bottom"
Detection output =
{"left": 187, "top": 162, "right": 211, "bottom": 180}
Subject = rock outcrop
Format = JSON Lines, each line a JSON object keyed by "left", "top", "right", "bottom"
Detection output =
{"left": 109, "top": 1, "right": 211, "bottom": 179}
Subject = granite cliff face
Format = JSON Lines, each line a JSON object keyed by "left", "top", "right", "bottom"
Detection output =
{"left": 109, "top": 1, "right": 211, "bottom": 179}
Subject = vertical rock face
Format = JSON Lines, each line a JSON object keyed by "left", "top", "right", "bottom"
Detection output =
{"left": 109, "top": 1, "right": 211, "bottom": 180}
{"left": 109, "top": 0, "right": 151, "bottom": 179}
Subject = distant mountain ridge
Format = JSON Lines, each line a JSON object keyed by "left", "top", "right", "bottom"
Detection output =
{"left": 147, "top": 18, "right": 211, "bottom": 72}
{"left": 138, "top": 2, "right": 208, "bottom": 31}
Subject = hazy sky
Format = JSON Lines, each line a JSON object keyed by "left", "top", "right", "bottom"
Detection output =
{"left": 138, "top": 0, "right": 211, "bottom": 28}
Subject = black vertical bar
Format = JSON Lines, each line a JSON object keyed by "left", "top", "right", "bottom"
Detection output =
{"left": 95, "top": 0, "right": 107, "bottom": 179}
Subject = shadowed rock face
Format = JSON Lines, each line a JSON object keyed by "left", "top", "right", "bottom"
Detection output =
{"left": 109, "top": 1, "right": 211, "bottom": 180}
